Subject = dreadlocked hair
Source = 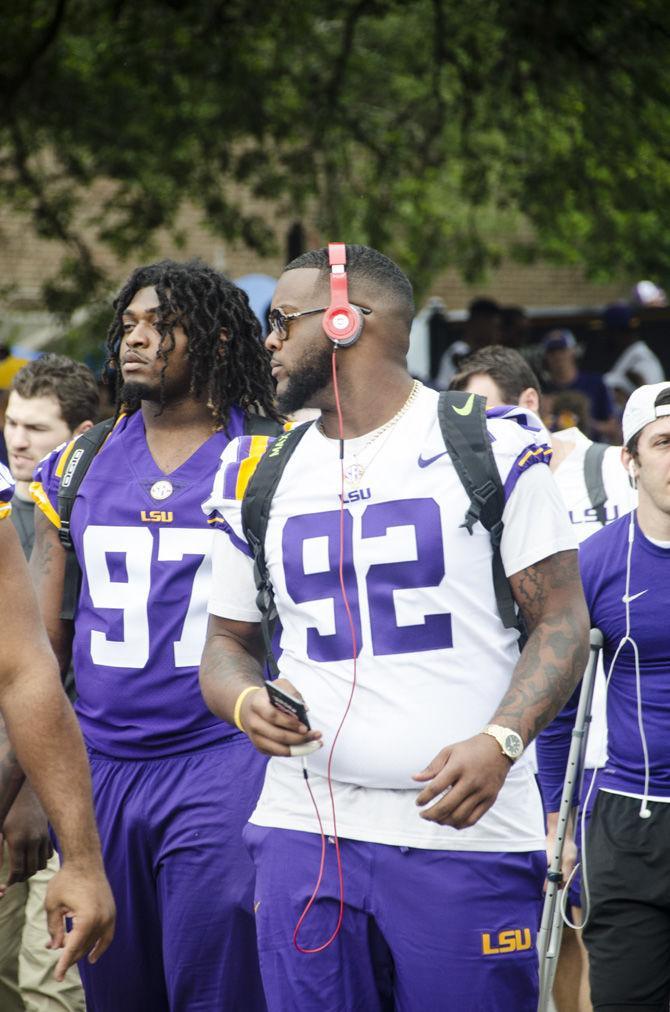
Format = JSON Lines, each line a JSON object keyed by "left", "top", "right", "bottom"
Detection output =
{"left": 105, "top": 258, "right": 282, "bottom": 431}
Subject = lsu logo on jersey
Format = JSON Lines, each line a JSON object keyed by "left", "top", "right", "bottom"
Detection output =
{"left": 140, "top": 510, "right": 174, "bottom": 523}
{"left": 569, "top": 505, "right": 620, "bottom": 526}
{"left": 481, "top": 928, "right": 532, "bottom": 955}
{"left": 340, "top": 487, "right": 372, "bottom": 505}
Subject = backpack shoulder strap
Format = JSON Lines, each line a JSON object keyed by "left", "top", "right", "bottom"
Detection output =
{"left": 243, "top": 413, "right": 284, "bottom": 437}
{"left": 583, "top": 441, "right": 609, "bottom": 527}
{"left": 437, "top": 391, "right": 519, "bottom": 632}
{"left": 241, "top": 421, "right": 313, "bottom": 673}
{"left": 58, "top": 417, "right": 115, "bottom": 620}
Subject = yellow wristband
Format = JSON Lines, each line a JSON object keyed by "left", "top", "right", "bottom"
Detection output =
{"left": 233, "top": 686, "right": 263, "bottom": 733}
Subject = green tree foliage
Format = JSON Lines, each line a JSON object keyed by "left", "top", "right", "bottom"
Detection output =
{"left": 1, "top": 0, "right": 669, "bottom": 311}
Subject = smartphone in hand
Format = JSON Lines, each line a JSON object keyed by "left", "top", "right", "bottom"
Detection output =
{"left": 266, "top": 682, "right": 311, "bottom": 730}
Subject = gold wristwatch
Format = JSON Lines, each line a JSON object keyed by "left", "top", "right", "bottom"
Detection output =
{"left": 482, "top": 724, "right": 524, "bottom": 761}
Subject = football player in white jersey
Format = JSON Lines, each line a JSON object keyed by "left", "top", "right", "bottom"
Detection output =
{"left": 452, "top": 344, "right": 633, "bottom": 1011}
{"left": 0, "top": 465, "right": 115, "bottom": 981}
{"left": 200, "top": 245, "right": 589, "bottom": 1012}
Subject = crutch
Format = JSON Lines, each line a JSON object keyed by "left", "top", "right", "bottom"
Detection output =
{"left": 537, "top": 627, "right": 604, "bottom": 1011}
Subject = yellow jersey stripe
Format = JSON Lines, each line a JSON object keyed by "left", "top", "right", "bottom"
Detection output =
{"left": 0, "top": 502, "right": 12, "bottom": 521}
{"left": 518, "top": 445, "right": 552, "bottom": 468}
{"left": 234, "top": 435, "right": 271, "bottom": 500}
{"left": 55, "top": 440, "right": 77, "bottom": 479}
{"left": 29, "top": 481, "right": 61, "bottom": 529}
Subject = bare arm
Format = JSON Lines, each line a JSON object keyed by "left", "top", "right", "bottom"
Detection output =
{"left": 0, "top": 519, "right": 114, "bottom": 974}
{"left": 200, "top": 614, "right": 322, "bottom": 755}
{"left": 414, "top": 549, "right": 589, "bottom": 829}
{"left": 29, "top": 509, "right": 73, "bottom": 677}
{"left": 0, "top": 715, "right": 24, "bottom": 827}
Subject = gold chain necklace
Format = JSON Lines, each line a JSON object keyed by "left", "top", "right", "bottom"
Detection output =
{"left": 319, "top": 380, "right": 421, "bottom": 487}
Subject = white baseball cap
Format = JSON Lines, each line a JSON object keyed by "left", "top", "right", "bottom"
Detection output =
{"left": 622, "top": 381, "right": 670, "bottom": 446}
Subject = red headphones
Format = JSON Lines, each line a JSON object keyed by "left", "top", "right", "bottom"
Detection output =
{"left": 322, "top": 243, "right": 365, "bottom": 347}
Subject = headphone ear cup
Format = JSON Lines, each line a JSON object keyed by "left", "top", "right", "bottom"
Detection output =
{"left": 323, "top": 304, "right": 364, "bottom": 347}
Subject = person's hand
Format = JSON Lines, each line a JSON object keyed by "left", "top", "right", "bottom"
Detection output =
{"left": 412, "top": 733, "right": 512, "bottom": 829}
{"left": 545, "top": 811, "right": 577, "bottom": 892}
{"left": 0, "top": 781, "right": 53, "bottom": 894}
{"left": 45, "top": 859, "right": 115, "bottom": 981}
{"left": 239, "top": 679, "right": 323, "bottom": 757}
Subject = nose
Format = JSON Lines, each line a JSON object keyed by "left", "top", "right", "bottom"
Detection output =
{"left": 8, "top": 425, "right": 29, "bottom": 450}
{"left": 265, "top": 328, "right": 283, "bottom": 352}
{"left": 124, "top": 320, "right": 154, "bottom": 347}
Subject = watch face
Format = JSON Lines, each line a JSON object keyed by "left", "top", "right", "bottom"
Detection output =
{"left": 504, "top": 733, "right": 523, "bottom": 758}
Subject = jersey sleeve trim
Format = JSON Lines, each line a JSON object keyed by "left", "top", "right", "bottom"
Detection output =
{"left": 0, "top": 502, "right": 11, "bottom": 520}
{"left": 54, "top": 439, "right": 77, "bottom": 479}
{"left": 502, "top": 444, "right": 553, "bottom": 503}
{"left": 29, "top": 480, "right": 61, "bottom": 529}
{"left": 234, "top": 435, "right": 273, "bottom": 500}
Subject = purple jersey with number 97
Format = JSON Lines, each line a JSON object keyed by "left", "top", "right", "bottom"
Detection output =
{"left": 32, "top": 408, "right": 256, "bottom": 758}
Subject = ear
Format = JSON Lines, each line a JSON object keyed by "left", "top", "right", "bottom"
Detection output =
{"left": 217, "top": 328, "right": 229, "bottom": 355}
{"left": 72, "top": 419, "right": 94, "bottom": 437}
{"left": 518, "top": 387, "right": 540, "bottom": 413}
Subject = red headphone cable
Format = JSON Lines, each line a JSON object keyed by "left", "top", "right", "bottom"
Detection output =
{"left": 292, "top": 345, "right": 359, "bottom": 954}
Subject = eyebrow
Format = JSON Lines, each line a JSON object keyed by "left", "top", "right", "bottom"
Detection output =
{"left": 121, "top": 306, "right": 160, "bottom": 319}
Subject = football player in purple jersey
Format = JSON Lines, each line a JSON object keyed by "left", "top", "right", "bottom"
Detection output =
{"left": 30, "top": 260, "right": 280, "bottom": 1012}
{"left": 0, "top": 477, "right": 115, "bottom": 986}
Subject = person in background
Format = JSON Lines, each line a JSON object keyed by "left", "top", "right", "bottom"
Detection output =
{"left": 435, "top": 297, "right": 501, "bottom": 387}
{"left": 1, "top": 354, "right": 98, "bottom": 1011}
{"left": 603, "top": 303, "right": 664, "bottom": 405}
{"left": 500, "top": 306, "right": 530, "bottom": 350}
{"left": 542, "top": 329, "right": 619, "bottom": 444}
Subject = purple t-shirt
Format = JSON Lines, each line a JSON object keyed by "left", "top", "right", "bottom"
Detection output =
{"left": 581, "top": 514, "right": 670, "bottom": 796}
{"left": 538, "top": 513, "right": 670, "bottom": 806}
{"left": 33, "top": 408, "right": 246, "bottom": 758}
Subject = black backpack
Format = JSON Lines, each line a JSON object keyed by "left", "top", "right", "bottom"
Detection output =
{"left": 241, "top": 390, "right": 524, "bottom": 674}
{"left": 57, "top": 412, "right": 282, "bottom": 620}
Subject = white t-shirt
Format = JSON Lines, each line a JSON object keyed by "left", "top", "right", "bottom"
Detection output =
{"left": 605, "top": 340, "right": 665, "bottom": 395}
{"left": 552, "top": 427, "right": 635, "bottom": 769}
{"left": 204, "top": 385, "right": 577, "bottom": 851}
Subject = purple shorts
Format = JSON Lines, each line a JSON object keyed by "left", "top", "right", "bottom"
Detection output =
{"left": 244, "top": 824, "right": 545, "bottom": 1012}
{"left": 80, "top": 737, "right": 267, "bottom": 1012}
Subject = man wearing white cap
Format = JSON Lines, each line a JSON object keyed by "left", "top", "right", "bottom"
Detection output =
{"left": 546, "top": 380, "right": 670, "bottom": 1010}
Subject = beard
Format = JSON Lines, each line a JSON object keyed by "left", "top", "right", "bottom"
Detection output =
{"left": 120, "top": 380, "right": 159, "bottom": 405}
{"left": 277, "top": 343, "right": 332, "bottom": 414}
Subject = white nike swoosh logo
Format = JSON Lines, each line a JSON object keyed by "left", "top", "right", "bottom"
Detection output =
{"left": 622, "top": 589, "right": 648, "bottom": 604}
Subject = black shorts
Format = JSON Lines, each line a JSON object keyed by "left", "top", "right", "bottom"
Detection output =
{"left": 583, "top": 790, "right": 670, "bottom": 1011}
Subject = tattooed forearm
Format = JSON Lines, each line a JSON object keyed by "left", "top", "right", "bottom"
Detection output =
{"left": 491, "top": 550, "right": 589, "bottom": 745}
{"left": 0, "top": 717, "right": 25, "bottom": 825}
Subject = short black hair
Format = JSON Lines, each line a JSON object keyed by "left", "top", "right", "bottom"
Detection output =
{"left": 12, "top": 353, "right": 99, "bottom": 430}
{"left": 106, "top": 259, "right": 280, "bottom": 429}
{"left": 284, "top": 245, "right": 415, "bottom": 326}
{"left": 450, "top": 345, "right": 540, "bottom": 404}
{"left": 468, "top": 298, "right": 500, "bottom": 319}
{"left": 626, "top": 386, "right": 670, "bottom": 456}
